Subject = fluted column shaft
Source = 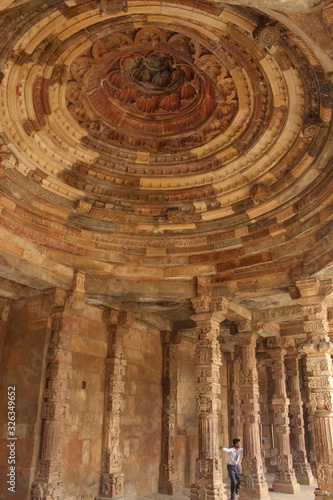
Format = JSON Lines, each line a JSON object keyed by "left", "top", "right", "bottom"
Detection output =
{"left": 159, "top": 331, "right": 182, "bottom": 494}
{"left": 267, "top": 340, "right": 300, "bottom": 494}
{"left": 237, "top": 327, "right": 270, "bottom": 500}
{"left": 285, "top": 354, "right": 313, "bottom": 485}
{"left": 190, "top": 309, "right": 227, "bottom": 500}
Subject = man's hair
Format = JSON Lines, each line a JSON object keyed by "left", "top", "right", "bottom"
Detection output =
{"left": 233, "top": 438, "right": 240, "bottom": 446}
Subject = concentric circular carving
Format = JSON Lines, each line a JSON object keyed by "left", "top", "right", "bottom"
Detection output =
{"left": 66, "top": 28, "right": 238, "bottom": 153}
{"left": 0, "top": 0, "right": 331, "bottom": 284}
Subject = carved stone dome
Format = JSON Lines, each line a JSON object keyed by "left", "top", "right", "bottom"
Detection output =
{"left": 0, "top": 0, "right": 331, "bottom": 320}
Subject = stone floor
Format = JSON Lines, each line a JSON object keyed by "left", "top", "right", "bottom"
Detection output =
{"left": 140, "top": 474, "right": 317, "bottom": 500}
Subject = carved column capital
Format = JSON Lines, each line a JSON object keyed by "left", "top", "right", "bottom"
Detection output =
{"left": 191, "top": 293, "right": 227, "bottom": 322}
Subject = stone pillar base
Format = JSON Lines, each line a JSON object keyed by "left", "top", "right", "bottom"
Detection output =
{"left": 314, "top": 488, "right": 333, "bottom": 500}
{"left": 96, "top": 496, "right": 125, "bottom": 500}
{"left": 31, "top": 481, "right": 65, "bottom": 500}
{"left": 239, "top": 485, "right": 270, "bottom": 500}
{"left": 190, "top": 482, "right": 228, "bottom": 500}
{"left": 96, "top": 471, "right": 124, "bottom": 500}
{"left": 159, "top": 478, "right": 183, "bottom": 495}
{"left": 272, "top": 477, "right": 300, "bottom": 494}
{"left": 295, "top": 465, "right": 314, "bottom": 486}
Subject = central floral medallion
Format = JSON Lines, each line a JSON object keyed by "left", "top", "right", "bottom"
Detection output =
{"left": 66, "top": 27, "right": 238, "bottom": 152}
{"left": 127, "top": 53, "right": 184, "bottom": 91}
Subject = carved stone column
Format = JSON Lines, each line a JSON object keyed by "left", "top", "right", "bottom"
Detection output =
{"left": 290, "top": 278, "right": 333, "bottom": 500}
{"left": 285, "top": 352, "right": 314, "bottom": 485}
{"left": 237, "top": 323, "right": 270, "bottom": 500}
{"left": 300, "top": 355, "right": 317, "bottom": 473}
{"left": 96, "top": 310, "right": 134, "bottom": 500}
{"left": 228, "top": 351, "right": 241, "bottom": 441}
{"left": 159, "top": 331, "right": 182, "bottom": 494}
{"left": 267, "top": 338, "right": 300, "bottom": 494}
{"left": 32, "top": 273, "right": 86, "bottom": 500}
{"left": 191, "top": 295, "right": 227, "bottom": 500}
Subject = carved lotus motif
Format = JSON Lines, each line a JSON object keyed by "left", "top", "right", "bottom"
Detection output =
{"left": 71, "top": 56, "right": 94, "bottom": 82}
{"left": 136, "top": 95, "right": 159, "bottom": 113}
{"left": 107, "top": 71, "right": 126, "bottom": 89}
{"left": 132, "top": 66, "right": 151, "bottom": 83}
{"left": 116, "top": 87, "right": 135, "bottom": 104}
{"left": 160, "top": 93, "right": 181, "bottom": 112}
{"left": 67, "top": 29, "right": 238, "bottom": 152}
{"left": 128, "top": 53, "right": 184, "bottom": 91}
{"left": 180, "top": 82, "right": 196, "bottom": 100}
{"left": 182, "top": 65, "right": 195, "bottom": 82}
{"left": 65, "top": 82, "right": 82, "bottom": 104}
{"left": 152, "top": 70, "right": 171, "bottom": 88}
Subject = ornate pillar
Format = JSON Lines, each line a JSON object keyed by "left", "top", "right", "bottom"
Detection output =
{"left": 290, "top": 278, "right": 333, "bottom": 500}
{"left": 228, "top": 351, "right": 241, "bottom": 441}
{"left": 237, "top": 323, "right": 270, "bottom": 500}
{"left": 96, "top": 310, "right": 134, "bottom": 500}
{"left": 267, "top": 338, "right": 300, "bottom": 494}
{"left": 300, "top": 355, "right": 317, "bottom": 473}
{"left": 31, "top": 272, "right": 86, "bottom": 500}
{"left": 159, "top": 331, "right": 182, "bottom": 494}
{"left": 190, "top": 295, "right": 227, "bottom": 500}
{"left": 285, "top": 351, "right": 314, "bottom": 485}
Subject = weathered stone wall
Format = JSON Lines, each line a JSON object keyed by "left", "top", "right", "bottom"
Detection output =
{"left": 122, "top": 322, "right": 163, "bottom": 499}
{"left": 0, "top": 294, "right": 52, "bottom": 500}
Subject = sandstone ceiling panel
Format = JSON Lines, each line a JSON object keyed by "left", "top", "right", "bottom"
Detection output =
{"left": 0, "top": 0, "right": 332, "bottom": 315}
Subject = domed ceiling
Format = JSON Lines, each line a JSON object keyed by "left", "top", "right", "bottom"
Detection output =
{"left": 0, "top": 0, "right": 332, "bottom": 325}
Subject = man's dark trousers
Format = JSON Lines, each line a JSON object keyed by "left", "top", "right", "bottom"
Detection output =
{"left": 227, "top": 464, "right": 241, "bottom": 498}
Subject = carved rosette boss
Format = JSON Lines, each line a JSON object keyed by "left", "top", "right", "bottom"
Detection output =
{"left": 290, "top": 278, "right": 333, "bottom": 500}
{"left": 236, "top": 322, "right": 270, "bottom": 500}
{"left": 190, "top": 294, "right": 227, "bottom": 500}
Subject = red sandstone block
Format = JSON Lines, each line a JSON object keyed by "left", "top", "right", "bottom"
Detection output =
{"left": 189, "top": 247, "right": 239, "bottom": 264}
{"left": 63, "top": 438, "right": 83, "bottom": 466}
{"left": 216, "top": 251, "right": 272, "bottom": 272}
{"left": 89, "top": 438, "right": 102, "bottom": 464}
{"left": 72, "top": 352, "right": 104, "bottom": 374}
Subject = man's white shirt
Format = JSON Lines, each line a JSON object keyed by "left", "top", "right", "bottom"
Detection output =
{"left": 222, "top": 447, "right": 243, "bottom": 465}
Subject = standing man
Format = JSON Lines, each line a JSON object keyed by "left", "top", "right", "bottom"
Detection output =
{"left": 221, "top": 438, "right": 243, "bottom": 500}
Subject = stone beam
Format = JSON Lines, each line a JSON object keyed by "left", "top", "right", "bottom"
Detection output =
{"left": 137, "top": 311, "right": 173, "bottom": 332}
{"left": 253, "top": 305, "right": 302, "bottom": 324}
